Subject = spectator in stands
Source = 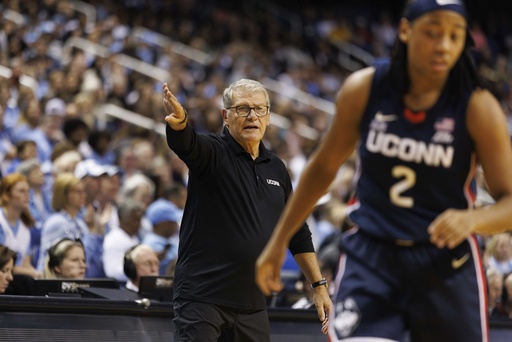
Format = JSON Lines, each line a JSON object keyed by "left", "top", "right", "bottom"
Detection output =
{"left": 16, "top": 158, "right": 52, "bottom": 230}
{"left": 123, "top": 244, "right": 160, "bottom": 293}
{"left": 504, "top": 273, "right": 512, "bottom": 319}
{"left": 43, "top": 238, "right": 86, "bottom": 279}
{"left": 61, "top": 117, "right": 91, "bottom": 158}
{"left": 11, "top": 97, "right": 42, "bottom": 144}
{"left": 16, "top": 158, "right": 53, "bottom": 267}
{"left": 52, "top": 150, "right": 82, "bottom": 176}
{"left": 0, "top": 103, "right": 16, "bottom": 176}
{"left": 13, "top": 98, "right": 65, "bottom": 164}
{"left": 493, "top": 272, "right": 512, "bottom": 319}
{"left": 5, "top": 140, "right": 38, "bottom": 175}
{"left": 50, "top": 141, "right": 78, "bottom": 164}
{"left": 87, "top": 129, "right": 115, "bottom": 165}
{"left": 49, "top": 149, "right": 83, "bottom": 194}
{"left": 38, "top": 173, "right": 108, "bottom": 278}
{"left": 42, "top": 70, "right": 65, "bottom": 104}
{"left": 103, "top": 198, "right": 145, "bottom": 282}
{"left": 0, "top": 244, "right": 17, "bottom": 293}
{"left": 0, "top": 173, "right": 39, "bottom": 278}
{"left": 74, "top": 159, "right": 107, "bottom": 210}
{"left": 117, "top": 173, "right": 155, "bottom": 237}
{"left": 97, "top": 165, "right": 122, "bottom": 211}
{"left": 487, "top": 268, "right": 504, "bottom": 316}
{"left": 485, "top": 233, "right": 512, "bottom": 275}
{"left": 162, "top": 183, "right": 187, "bottom": 212}
{"left": 116, "top": 144, "right": 141, "bottom": 181}
{"left": 163, "top": 78, "right": 331, "bottom": 339}
{"left": 143, "top": 198, "right": 180, "bottom": 275}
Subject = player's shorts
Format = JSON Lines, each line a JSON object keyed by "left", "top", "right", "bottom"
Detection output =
{"left": 327, "top": 228, "right": 488, "bottom": 342}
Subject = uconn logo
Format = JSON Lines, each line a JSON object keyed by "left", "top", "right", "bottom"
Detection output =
{"left": 366, "top": 130, "right": 454, "bottom": 168}
{"left": 266, "top": 179, "right": 280, "bottom": 187}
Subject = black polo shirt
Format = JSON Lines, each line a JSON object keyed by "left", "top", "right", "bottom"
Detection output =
{"left": 166, "top": 125, "right": 314, "bottom": 310}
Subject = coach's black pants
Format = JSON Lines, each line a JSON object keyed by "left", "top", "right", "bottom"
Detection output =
{"left": 173, "top": 298, "right": 270, "bottom": 342}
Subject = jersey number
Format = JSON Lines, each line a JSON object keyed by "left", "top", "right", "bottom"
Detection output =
{"left": 390, "top": 166, "right": 416, "bottom": 208}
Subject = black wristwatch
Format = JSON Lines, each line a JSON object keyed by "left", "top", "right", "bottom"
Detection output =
{"left": 310, "top": 278, "right": 328, "bottom": 290}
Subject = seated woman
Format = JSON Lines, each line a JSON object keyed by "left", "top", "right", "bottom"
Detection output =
{"left": 43, "top": 238, "right": 86, "bottom": 279}
{"left": 38, "top": 173, "right": 108, "bottom": 278}
{"left": 0, "top": 173, "right": 40, "bottom": 278}
{"left": 0, "top": 245, "right": 16, "bottom": 293}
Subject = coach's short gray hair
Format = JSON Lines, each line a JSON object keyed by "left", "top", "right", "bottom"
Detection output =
{"left": 222, "top": 79, "right": 270, "bottom": 109}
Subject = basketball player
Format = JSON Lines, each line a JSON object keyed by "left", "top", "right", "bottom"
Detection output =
{"left": 256, "top": 0, "right": 512, "bottom": 341}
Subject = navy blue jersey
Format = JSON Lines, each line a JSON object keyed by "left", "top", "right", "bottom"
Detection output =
{"left": 349, "top": 64, "right": 477, "bottom": 242}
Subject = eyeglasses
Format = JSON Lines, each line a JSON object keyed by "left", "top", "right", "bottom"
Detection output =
{"left": 227, "top": 105, "right": 269, "bottom": 117}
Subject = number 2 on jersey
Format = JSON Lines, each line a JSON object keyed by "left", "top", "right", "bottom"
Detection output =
{"left": 390, "top": 165, "right": 416, "bottom": 208}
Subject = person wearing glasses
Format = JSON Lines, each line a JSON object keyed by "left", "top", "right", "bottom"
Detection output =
{"left": 163, "top": 79, "right": 332, "bottom": 341}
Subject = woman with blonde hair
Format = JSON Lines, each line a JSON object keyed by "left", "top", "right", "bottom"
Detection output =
{"left": 43, "top": 238, "right": 86, "bottom": 279}
{"left": 0, "top": 173, "right": 40, "bottom": 278}
{"left": 38, "top": 173, "right": 108, "bottom": 278}
{"left": 484, "top": 233, "right": 512, "bottom": 274}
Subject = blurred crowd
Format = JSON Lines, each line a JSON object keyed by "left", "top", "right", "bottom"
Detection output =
{"left": 1, "top": 0, "right": 512, "bottom": 317}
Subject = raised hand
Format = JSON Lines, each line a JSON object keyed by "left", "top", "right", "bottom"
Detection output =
{"left": 163, "top": 83, "right": 187, "bottom": 127}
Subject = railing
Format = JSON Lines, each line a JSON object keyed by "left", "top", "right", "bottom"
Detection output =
{"left": 68, "top": 0, "right": 96, "bottom": 27}
{"left": 334, "top": 41, "right": 375, "bottom": 72}
{"left": 96, "top": 103, "right": 167, "bottom": 136}
{"left": 61, "top": 37, "right": 171, "bottom": 82}
{"left": 0, "top": 64, "right": 39, "bottom": 95}
{"left": 263, "top": 77, "right": 335, "bottom": 116}
{"left": 1, "top": 8, "right": 25, "bottom": 26}
{"left": 131, "top": 26, "right": 213, "bottom": 66}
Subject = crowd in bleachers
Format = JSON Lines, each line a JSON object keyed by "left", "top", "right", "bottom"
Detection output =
{"left": 1, "top": 0, "right": 512, "bottom": 316}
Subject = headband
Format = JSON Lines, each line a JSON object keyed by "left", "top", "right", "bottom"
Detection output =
{"left": 404, "top": 0, "right": 467, "bottom": 22}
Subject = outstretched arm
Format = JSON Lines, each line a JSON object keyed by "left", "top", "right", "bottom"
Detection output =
{"left": 256, "top": 67, "right": 373, "bottom": 315}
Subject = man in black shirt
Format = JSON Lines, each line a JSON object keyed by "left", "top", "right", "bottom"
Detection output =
{"left": 163, "top": 79, "right": 332, "bottom": 341}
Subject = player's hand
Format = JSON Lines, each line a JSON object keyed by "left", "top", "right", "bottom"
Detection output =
{"left": 163, "top": 83, "right": 187, "bottom": 127}
{"left": 428, "top": 209, "right": 475, "bottom": 249}
{"left": 255, "top": 242, "right": 287, "bottom": 296}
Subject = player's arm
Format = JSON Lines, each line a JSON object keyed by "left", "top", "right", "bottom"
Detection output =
{"left": 255, "top": 67, "right": 373, "bottom": 295}
{"left": 269, "top": 67, "right": 372, "bottom": 244}
{"left": 429, "top": 89, "right": 512, "bottom": 248}
{"left": 468, "top": 89, "right": 512, "bottom": 234}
